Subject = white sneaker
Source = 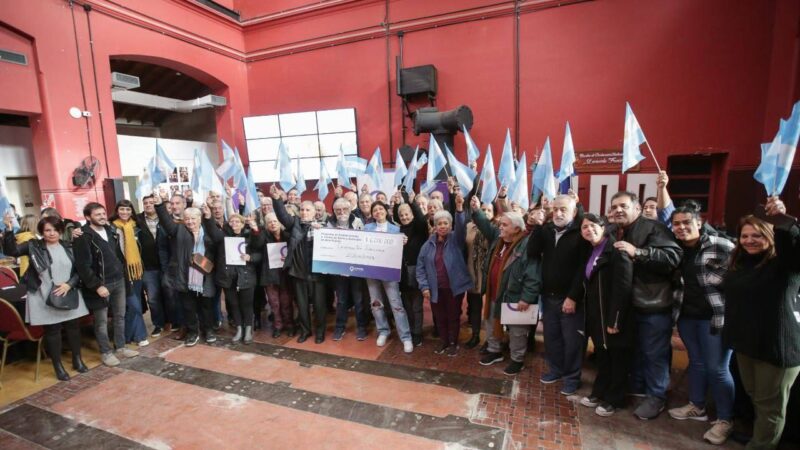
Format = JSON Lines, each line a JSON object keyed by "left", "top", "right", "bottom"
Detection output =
{"left": 580, "top": 396, "right": 600, "bottom": 408}
{"left": 402, "top": 340, "right": 413, "bottom": 353}
{"left": 376, "top": 335, "right": 388, "bottom": 347}
{"left": 704, "top": 420, "right": 733, "bottom": 445}
{"left": 101, "top": 352, "right": 120, "bottom": 367}
{"left": 668, "top": 402, "right": 708, "bottom": 421}
{"left": 116, "top": 347, "right": 139, "bottom": 358}
{"left": 138, "top": 339, "right": 150, "bottom": 347}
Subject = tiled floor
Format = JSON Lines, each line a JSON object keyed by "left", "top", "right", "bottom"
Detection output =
{"left": 0, "top": 312, "right": 796, "bottom": 449}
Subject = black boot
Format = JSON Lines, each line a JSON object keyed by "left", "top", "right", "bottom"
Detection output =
{"left": 72, "top": 355, "right": 89, "bottom": 373}
{"left": 52, "top": 359, "right": 70, "bottom": 381}
{"left": 464, "top": 333, "right": 480, "bottom": 349}
{"left": 272, "top": 328, "right": 281, "bottom": 338}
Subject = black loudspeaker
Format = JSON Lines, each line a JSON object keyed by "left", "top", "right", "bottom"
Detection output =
{"left": 398, "top": 65, "right": 437, "bottom": 97}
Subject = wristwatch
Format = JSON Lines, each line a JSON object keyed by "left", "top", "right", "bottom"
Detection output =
{"left": 634, "top": 248, "right": 650, "bottom": 260}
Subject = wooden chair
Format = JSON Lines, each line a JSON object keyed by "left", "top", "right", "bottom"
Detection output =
{"left": 0, "top": 297, "right": 44, "bottom": 388}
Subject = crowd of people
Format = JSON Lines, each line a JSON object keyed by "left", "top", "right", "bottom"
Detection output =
{"left": 1, "top": 169, "right": 798, "bottom": 449}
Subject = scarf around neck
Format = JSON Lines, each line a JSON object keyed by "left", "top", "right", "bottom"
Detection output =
{"left": 188, "top": 226, "right": 206, "bottom": 293}
{"left": 112, "top": 219, "right": 143, "bottom": 281}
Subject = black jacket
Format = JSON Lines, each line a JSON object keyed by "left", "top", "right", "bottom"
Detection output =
{"left": 214, "top": 225, "right": 264, "bottom": 290}
{"left": 722, "top": 221, "right": 800, "bottom": 368}
{"left": 609, "top": 217, "right": 683, "bottom": 313}
{"left": 273, "top": 198, "right": 320, "bottom": 281}
{"left": 73, "top": 224, "right": 126, "bottom": 310}
{"left": 527, "top": 218, "right": 590, "bottom": 301}
{"left": 135, "top": 212, "right": 163, "bottom": 271}
{"left": 156, "top": 203, "right": 223, "bottom": 297}
{"left": 3, "top": 232, "right": 80, "bottom": 294}
{"left": 259, "top": 228, "right": 291, "bottom": 286}
{"left": 583, "top": 236, "right": 634, "bottom": 349}
{"left": 395, "top": 193, "right": 429, "bottom": 288}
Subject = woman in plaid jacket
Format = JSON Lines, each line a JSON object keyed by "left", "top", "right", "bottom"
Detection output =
{"left": 667, "top": 205, "right": 736, "bottom": 445}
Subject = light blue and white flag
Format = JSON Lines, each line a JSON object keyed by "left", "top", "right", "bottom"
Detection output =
{"left": 216, "top": 140, "right": 238, "bottom": 182}
{"left": 423, "top": 134, "right": 448, "bottom": 193}
{"left": 135, "top": 158, "right": 156, "bottom": 201}
{"left": 336, "top": 145, "right": 351, "bottom": 186}
{"left": 754, "top": 101, "right": 800, "bottom": 196}
{"left": 315, "top": 159, "right": 332, "bottom": 201}
{"left": 344, "top": 156, "right": 368, "bottom": 176}
{"left": 276, "top": 141, "right": 295, "bottom": 191}
{"left": 498, "top": 129, "right": 516, "bottom": 188}
{"left": 463, "top": 125, "right": 480, "bottom": 164}
{"left": 445, "top": 144, "right": 476, "bottom": 197}
{"left": 479, "top": 145, "right": 498, "bottom": 205}
{"left": 558, "top": 122, "right": 576, "bottom": 182}
{"left": 0, "top": 177, "right": 16, "bottom": 232}
{"left": 294, "top": 158, "right": 306, "bottom": 196}
{"left": 622, "top": 102, "right": 647, "bottom": 173}
{"left": 403, "top": 146, "right": 420, "bottom": 193}
{"left": 393, "top": 149, "right": 407, "bottom": 189}
{"left": 243, "top": 165, "right": 260, "bottom": 215}
{"left": 151, "top": 141, "right": 176, "bottom": 185}
{"left": 191, "top": 149, "right": 224, "bottom": 200}
{"left": 532, "top": 137, "right": 557, "bottom": 201}
{"left": 509, "top": 153, "right": 529, "bottom": 210}
{"left": 365, "top": 147, "right": 385, "bottom": 192}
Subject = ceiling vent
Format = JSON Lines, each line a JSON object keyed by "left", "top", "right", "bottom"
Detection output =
{"left": 111, "top": 71, "right": 140, "bottom": 90}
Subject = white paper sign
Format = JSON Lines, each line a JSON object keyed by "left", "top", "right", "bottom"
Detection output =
{"left": 500, "top": 302, "right": 539, "bottom": 325}
{"left": 224, "top": 237, "right": 246, "bottom": 266}
{"left": 312, "top": 228, "right": 404, "bottom": 281}
{"left": 267, "top": 242, "right": 288, "bottom": 269}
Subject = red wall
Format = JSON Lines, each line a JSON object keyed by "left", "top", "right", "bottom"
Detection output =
{"left": 1, "top": 0, "right": 250, "bottom": 219}
{"left": 3, "top": 0, "right": 799, "bottom": 223}
{"left": 0, "top": 25, "right": 41, "bottom": 115}
{"left": 242, "top": 0, "right": 800, "bottom": 224}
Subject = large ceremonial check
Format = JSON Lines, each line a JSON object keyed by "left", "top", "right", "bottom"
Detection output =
{"left": 312, "top": 228, "right": 404, "bottom": 281}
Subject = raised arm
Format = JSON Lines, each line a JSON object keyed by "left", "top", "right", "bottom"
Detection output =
{"left": 271, "top": 198, "right": 296, "bottom": 231}
{"left": 2, "top": 230, "right": 29, "bottom": 257}
{"left": 765, "top": 197, "right": 800, "bottom": 271}
{"left": 155, "top": 203, "right": 178, "bottom": 237}
{"left": 470, "top": 196, "right": 499, "bottom": 242}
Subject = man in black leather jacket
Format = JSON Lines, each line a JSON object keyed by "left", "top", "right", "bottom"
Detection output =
{"left": 608, "top": 191, "right": 682, "bottom": 420}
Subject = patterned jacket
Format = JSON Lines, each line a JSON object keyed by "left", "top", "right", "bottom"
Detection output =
{"left": 675, "top": 233, "right": 734, "bottom": 334}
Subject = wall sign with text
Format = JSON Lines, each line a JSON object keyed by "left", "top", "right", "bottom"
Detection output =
{"left": 575, "top": 149, "right": 640, "bottom": 173}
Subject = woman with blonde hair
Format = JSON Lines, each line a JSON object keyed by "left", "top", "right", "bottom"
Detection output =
{"left": 15, "top": 214, "right": 37, "bottom": 276}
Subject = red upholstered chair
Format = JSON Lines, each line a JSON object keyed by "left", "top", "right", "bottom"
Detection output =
{"left": 0, "top": 297, "right": 45, "bottom": 388}
{"left": 0, "top": 266, "right": 18, "bottom": 287}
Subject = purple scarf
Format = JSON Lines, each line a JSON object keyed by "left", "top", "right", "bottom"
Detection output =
{"left": 585, "top": 237, "right": 608, "bottom": 280}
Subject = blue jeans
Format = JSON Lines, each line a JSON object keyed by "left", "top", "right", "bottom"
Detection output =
{"left": 542, "top": 295, "right": 585, "bottom": 388}
{"left": 125, "top": 279, "right": 148, "bottom": 342}
{"left": 334, "top": 276, "right": 367, "bottom": 331}
{"left": 142, "top": 270, "right": 164, "bottom": 328}
{"left": 367, "top": 279, "right": 411, "bottom": 342}
{"left": 677, "top": 318, "right": 735, "bottom": 420}
{"left": 631, "top": 312, "right": 673, "bottom": 399}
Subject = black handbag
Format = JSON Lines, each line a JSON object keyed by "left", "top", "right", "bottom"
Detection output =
{"left": 46, "top": 266, "right": 79, "bottom": 310}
